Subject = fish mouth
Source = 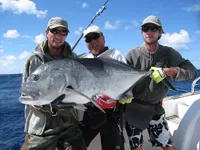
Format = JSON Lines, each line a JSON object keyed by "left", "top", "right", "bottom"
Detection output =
{"left": 20, "top": 88, "right": 40, "bottom": 102}
{"left": 20, "top": 94, "right": 34, "bottom": 101}
{"left": 19, "top": 93, "right": 40, "bottom": 105}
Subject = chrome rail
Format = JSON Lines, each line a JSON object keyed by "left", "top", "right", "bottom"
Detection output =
{"left": 191, "top": 76, "right": 200, "bottom": 94}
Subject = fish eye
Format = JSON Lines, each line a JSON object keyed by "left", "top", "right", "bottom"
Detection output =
{"left": 32, "top": 74, "right": 39, "bottom": 81}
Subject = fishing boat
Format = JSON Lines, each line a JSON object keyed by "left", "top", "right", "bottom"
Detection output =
{"left": 71, "top": 1, "right": 200, "bottom": 149}
{"left": 88, "top": 76, "right": 200, "bottom": 150}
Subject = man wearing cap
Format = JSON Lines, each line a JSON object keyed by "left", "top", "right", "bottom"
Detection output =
{"left": 79, "top": 25, "right": 128, "bottom": 150}
{"left": 21, "top": 17, "right": 87, "bottom": 150}
{"left": 125, "top": 15, "right": 197, "bottom": 150}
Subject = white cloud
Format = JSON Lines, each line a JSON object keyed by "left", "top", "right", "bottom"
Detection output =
{"left": 104, "top": 21, "right": 118, "bottom": 30}
{"left": 74, "top": 27, "right": 83, "bottom": 35}
{"left": 19, "top": 51, "right": 31, "bottom": 60}
{"left": 34, "top": 34, "right": 45, "bottom": 44}
{"left": 3, "top": 29, "right": 20, "bottom": 38}
{"left": 183, "top": 3, "right": 200, "bottom": 12}
{"left": 115, "top": 20, "right": 121, "bottom": 25}
{"left": 159, "top": 30, "right": 191, "bottom": 50}
{"left": 124, "top": 26, "right": 132, "bottom": 30}
{"left": 0, "top": 55, "right": 17, "bottom": 67}
{"left": 124, "top": 20, "right": 139, "bottom": 30}
{"left": 195, "top": 30, "right": 200, "bottom": 34}
{"left": 131, "top": 20, "right": 139, "bottom": 27}
{"left": 0, "top": 55, "right": 26, "bottom": 74}
{"left": 0, "top": 0, "right": 47, "bottom": 18}
{"left": 0, "top": 49, "right": 4, "bottom": 52}
{"left": 82, "top": 2, "right": 88, "bottom": 8}
{"left": 104, "top": 20, "right": 139, "bottom": 31}
{"left": 21, "top": 35, "right": 32, "bottom": 38}
{"left": 0, "top": 54, "right": 29, "bottom": 74}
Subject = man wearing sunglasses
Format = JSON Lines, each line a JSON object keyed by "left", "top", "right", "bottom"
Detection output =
{"left": 125, "top": 15, "right": 197, "bottom": 150}
{"left": 79, "top": 25, "right": 127, "bottom": 150}
{"left": 21, "top": 17, "right": 87, "bottom": 150}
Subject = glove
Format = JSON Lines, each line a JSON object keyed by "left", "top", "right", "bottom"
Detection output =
{"left": 119, "top": 97, "right": 133, "bottom": 104}
{"left": 150, "top": 67, "right": 166, "bottom": 83}
{"left": 95, "top": 94, "right": 117, "bottom": 109}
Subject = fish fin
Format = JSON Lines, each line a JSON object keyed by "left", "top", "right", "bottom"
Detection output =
{"left": 51, "top": 94, "right": 78, "bottom": 108}
{"left": 73, "top": 104, "right": 87, "bottom": 111}
{"left": 149, "top": 78, "right": 177, "bottom": 91}
{"left": 161, "top": 78, "right": 177, "bottom": 91}
{"left": 65, "top": 87, "right": 90, "bottom": 104}
{"left": 65, "top": 88, "right": 106, "bottom": 113}
{"left": 149, "top": 79, "right": 154, "bottom": 92}
{"left": 87, "top": 95, "right": 106, "bottom": 113}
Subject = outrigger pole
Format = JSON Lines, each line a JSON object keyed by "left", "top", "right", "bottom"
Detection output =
{"left": 71, "top": 0, "right": 109, "bottom": 51}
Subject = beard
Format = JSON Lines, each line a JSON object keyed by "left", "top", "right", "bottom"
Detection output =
{"left": 49, "top": 42, "right": 64, "bottom": 50}
{"left": 144, "top": 37, "right": 158, "bottom": 45}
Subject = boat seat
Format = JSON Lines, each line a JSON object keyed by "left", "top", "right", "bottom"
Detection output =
{"left": 173, "top": 98, "right": 200, "bottom": 150}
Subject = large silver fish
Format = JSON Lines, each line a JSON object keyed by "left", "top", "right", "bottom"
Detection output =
{"left": 19, "top": 58, "right": 152, "bottom": 111}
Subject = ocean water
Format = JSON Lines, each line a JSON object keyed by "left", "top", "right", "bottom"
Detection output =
{"left": 0, "top": 71, "right": 200, "bottom": 150}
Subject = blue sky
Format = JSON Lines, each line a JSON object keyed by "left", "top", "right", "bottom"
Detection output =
{"left": 0, "top": 0, "right": 199, "bottom": 74}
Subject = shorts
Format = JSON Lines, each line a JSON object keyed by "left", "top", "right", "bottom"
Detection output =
{"left": 125, "top": 114, "right": 173, "bottom": 149}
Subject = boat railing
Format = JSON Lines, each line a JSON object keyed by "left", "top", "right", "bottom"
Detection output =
{"left": 191, "top": 76, "right": 200, "bottom": 94}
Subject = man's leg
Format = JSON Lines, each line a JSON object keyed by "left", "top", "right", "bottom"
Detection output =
{"left": 125, "top": 122, "right": 144, "bottom": 150}
{"left": 22, "top": 134, "right": 30, "bottom": 150}
{"left": 100, "top": 113, "right": 124, "bottom": 150}
{"left": 79, "top": 111, "right": 100, "bottom": 147}
{"left": 162, "top": 147, "right": 175, "bottom": 150}
{"left": 56, "top": 125, "right": 87, "bottom": 150}
{"left": 69, "top": 134, "right": 87, "bottom": 150}
{"left": 57, "top": 134, "right": 87, "bottom": 150}
{"left": 22, "top": 133, "right": 58, "bottom": 150}
{"left": 147, "top": 114, "right": 175, "bottom": 150}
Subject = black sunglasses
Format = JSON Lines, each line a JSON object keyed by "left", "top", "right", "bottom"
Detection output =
{"left": 49, "top": 28, "right": 68, "bottom": 36}
{"left": 85, "top": 33, "right": 101, "bottom": 43}
{"left": 142, "top": 26, "right": 160, "bottom": 32}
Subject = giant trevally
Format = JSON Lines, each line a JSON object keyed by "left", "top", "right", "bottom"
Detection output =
{"left": 19, "top": 58, "right": 152, "bottom": 111}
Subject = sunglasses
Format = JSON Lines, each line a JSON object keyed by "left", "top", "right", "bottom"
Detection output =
{"left": 85, "top": 33, "right": 101, "bottom": 43}
{"left": 141, "top": 26, "right": 160, "bottom": 32}
{"left": 49, "top": 28, "right": 68, "bottom": 36}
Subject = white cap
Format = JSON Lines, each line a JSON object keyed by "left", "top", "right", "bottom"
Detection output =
{"left": 83, "top": 25, "right": 102, "bottom": 37}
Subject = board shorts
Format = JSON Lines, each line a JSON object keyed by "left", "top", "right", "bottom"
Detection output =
{"left": 125, "top": 114, "right": 174, "bottom": 149}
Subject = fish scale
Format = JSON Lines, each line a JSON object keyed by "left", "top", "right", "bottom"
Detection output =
{"left": 20, "top": 58, "right": 152, "bottom": 111}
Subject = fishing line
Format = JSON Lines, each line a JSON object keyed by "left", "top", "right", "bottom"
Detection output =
{"left": 71, "top": 0, "right": 109, "bottom": 51}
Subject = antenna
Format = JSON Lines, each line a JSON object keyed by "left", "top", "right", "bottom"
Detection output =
{"left": 71, "top": 0, "right": 109, "bottom": 51}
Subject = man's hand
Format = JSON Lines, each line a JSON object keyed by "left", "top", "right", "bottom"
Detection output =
{"left": 150, "top": 67, "right": 166, "bottom": 83}
{"left": 163, "top": 68, "right": 178, "bottom": 78}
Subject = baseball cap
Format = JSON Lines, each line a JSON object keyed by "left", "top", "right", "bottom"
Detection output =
{"left": 83, "top": 25, "right": 102, "bottom": 37}
{"left": 141, "top": 15, "right": 162, "bottom": 27}
{"left": 47, "top": 17, "right": 69, "bottom": 32}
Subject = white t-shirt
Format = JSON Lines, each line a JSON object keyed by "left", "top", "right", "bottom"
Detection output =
{"left": 83, "top": 48, "right": 127, "bottom": 64}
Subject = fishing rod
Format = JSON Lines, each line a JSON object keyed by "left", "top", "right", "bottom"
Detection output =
{"left": 71, "top": 0, "right": 109, "bottom": 51}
